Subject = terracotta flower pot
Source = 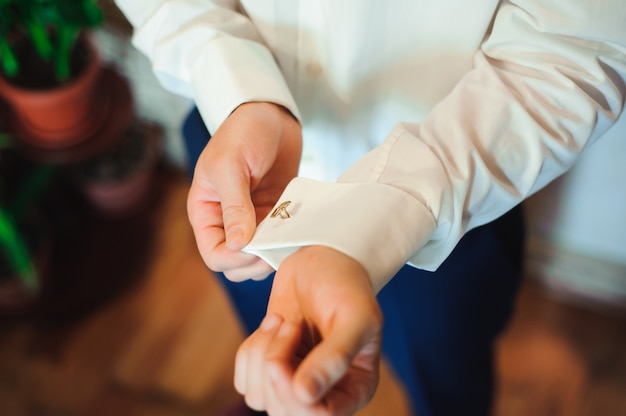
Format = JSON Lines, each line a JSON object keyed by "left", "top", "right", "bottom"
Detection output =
{"left": 73, "top": 121, "right": 163, "bottom": 218}
{"left": 0, "top": 36, "right": 105, "bottom": 149}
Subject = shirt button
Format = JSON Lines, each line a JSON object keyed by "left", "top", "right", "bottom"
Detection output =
{"left": 305, "top": 62, "right": 323, "bottom": 77}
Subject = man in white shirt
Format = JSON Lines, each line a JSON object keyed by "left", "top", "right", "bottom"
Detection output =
{"left": 115, "top": 0, "right": 626, "bottom": 414}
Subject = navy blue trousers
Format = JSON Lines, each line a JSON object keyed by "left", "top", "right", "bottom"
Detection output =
{"left": 183, "top": 108, "right": 525, "bottom": 416}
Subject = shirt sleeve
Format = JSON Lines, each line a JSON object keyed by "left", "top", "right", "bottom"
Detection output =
{"left": 113, "top": 0, "right": 300, "bottom": 133}
{"left": 244, "top": 0, "right": 626, "bottom": 292}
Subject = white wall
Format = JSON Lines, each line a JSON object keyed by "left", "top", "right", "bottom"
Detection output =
{"left": 526, "top": 113, "right": 626, "bottom": 265}
{"left": 524, "top": 110, "right": 626, "bottom": 309}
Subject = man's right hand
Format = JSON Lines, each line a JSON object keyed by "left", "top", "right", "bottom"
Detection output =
{"left": 187, "top": 102, "right": 302, "bottom": 282}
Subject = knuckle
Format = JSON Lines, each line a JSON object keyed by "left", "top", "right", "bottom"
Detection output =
{"left": 222, "top": 204, "right": 249, "bottom": 224}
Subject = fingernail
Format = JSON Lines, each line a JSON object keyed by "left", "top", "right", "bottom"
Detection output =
{"left": 260, "top": 314, "right": 282, "bottom": 332}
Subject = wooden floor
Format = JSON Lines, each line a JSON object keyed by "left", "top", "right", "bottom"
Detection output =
{"left": 0, "top": 168, "right": 625, "bottom": 416}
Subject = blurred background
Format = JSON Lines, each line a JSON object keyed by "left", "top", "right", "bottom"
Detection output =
{"left": 0, "top": 1, "right": 625, "bottom": 415}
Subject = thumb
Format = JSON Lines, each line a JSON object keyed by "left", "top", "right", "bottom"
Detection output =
{"left": 214, "top": 162, "right": 256, "bottom": 251}
{"left": 292, "top": 312, "right": 381, "bottom": 404}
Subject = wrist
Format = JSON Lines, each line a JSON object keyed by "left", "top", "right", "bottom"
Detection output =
{"left": 289, "top": 245, "right": 374, "bottom": 290}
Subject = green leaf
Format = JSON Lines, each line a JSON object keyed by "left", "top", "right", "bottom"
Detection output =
{"left": 53, "top": 23, "right": 77, "bottom": 82}
{"left": 26, "top": 20, "right": 54, "bottom": 60}
{"left": 0, "top": 40, "right": 19, "bottom": 77}
{"left": 0, "top": 0, "right": 103, "bottom": 81}
{"left": 0, "top": 209, "right": 38, "bottom": 291}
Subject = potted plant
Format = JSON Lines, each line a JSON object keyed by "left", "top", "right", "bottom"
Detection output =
{"left": 70, "top": 120, "right": 164, "bottom": 218}
{"left": 0, "top": 0, "right": 106, "bottom": 149}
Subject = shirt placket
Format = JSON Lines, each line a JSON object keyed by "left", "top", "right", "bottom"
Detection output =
{"left": 295, "top": 0, "right": 330, "bottom": 179}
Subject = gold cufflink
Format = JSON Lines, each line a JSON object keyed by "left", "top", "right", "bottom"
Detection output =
{"left": 270, "top": 201, "right": 292, "bottom": 219}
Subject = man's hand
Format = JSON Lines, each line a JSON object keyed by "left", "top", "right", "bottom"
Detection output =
{"left": 187, "top": 102, "right": 302, "bottom": 281}
{"left": 235, "top": 246, "right": 383, "bottom": 415}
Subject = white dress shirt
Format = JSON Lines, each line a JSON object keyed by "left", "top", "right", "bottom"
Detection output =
{"left": 115, "top": 0, "right": 626, "bottom": 291}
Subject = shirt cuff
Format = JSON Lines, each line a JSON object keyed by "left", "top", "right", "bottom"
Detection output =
{"left": 189, "top": 36, "right": 301, "bottom": 134}
{"left": 242, "top": 178, "right": 436, "bottom": 292}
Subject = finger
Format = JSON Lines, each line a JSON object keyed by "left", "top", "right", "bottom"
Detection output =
{"left": 187, "top": 188, "right": 227, "bottom": 268}
{"left": 269, "top": 363, "right": 310, "bottom": 416}
{"left": 265, "top": 319, "right": 301, "bottom": 376}
{"left": 317, "top": 338, "right": 381, "bottom": 415}
{"left": 235, "top": 313, "right": 282, "bottom": 394}
{"left": 292, "top": 311, "right": 381, "bottom": 405}
{"left": 222, "top": 258, "right": 275, "bottom": 283}
{"left": 264, "top": 321, "right": 304, "bottom": 415}
{"left": 269, "top": 364, "right": 327, "bottom": 416}
{"left": 262, "top": 370, "right": 283, "bottom": 416}
{"left": 269, "top": 333, "right": 380, "bottom": 416}
{"left": 187, "top": 197, "right": 268, "bottom": 277}
{"left": 187, "top": 174, "right": 222, "bottom": 228}
{"left": 234, "top": 343, "right": 248, "bottom": 395}
{"left": 194, "top": 228, "right": 266, "bottom": 277}
{"left": 203, "top": 239, "right": 261, "bottom": 272}
{"left": 210, "top": 159, "right": 257, "bottom": 252}
{"left": 243, "top": 314, "right": 283, "bottom": 411}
